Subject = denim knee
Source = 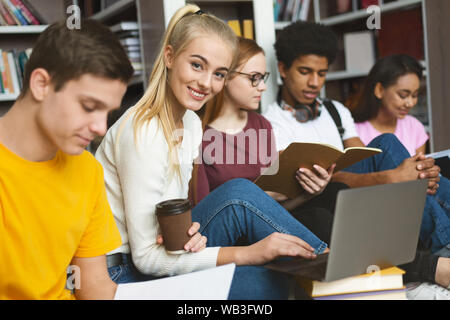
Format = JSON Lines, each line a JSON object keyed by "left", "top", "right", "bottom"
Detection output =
{"left": 218, "top": 178, "right": 264, "bottom": 199}
{"left": 369, "top": 133, "right": 400, "bottom": 149}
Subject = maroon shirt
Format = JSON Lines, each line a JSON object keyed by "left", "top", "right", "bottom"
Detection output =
{"left": 194, "top": 111, "right": 277, "bottom": 205}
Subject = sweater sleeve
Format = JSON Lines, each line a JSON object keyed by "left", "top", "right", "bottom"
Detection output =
{"left": 114, "top": 115, "right": 220, "bottom": 277}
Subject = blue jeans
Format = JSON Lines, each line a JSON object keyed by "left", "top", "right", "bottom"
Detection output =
{"left": 343, "top": 134, "right": 450, "bottom": 253}
{"left": 108, "top": 254, "right": 158, "bottom": 284}
{"left": 192, "top": 178, "right": 328, "bottom": 300}
{"left": 109, "top": 178, "right": 327, "bottom": 299}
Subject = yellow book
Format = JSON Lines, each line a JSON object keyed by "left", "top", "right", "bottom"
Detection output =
{"left": 254, "top": 142, "right": 382, "bottom": 199}
{"left": 242, "top": 19, "right": 254, "bottom": 39}
{"left": 227, "top": 20, "right": 241, "bottom": 37}
{"left": 297, "top": 266, "right": 405, "bottom": 298}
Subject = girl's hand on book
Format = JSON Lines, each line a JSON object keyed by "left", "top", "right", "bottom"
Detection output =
{"left": 296, "top": 164, "right": 335, "bottom": 196}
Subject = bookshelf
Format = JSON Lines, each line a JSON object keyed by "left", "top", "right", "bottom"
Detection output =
{"left": 0, "top": 25, "right": 48, "bottom": 33}
{"left": 0, "top": 0, "right": 70, "bottom": 111}
{"left": 304, "top": 0, "right": 449, "bottom": 152}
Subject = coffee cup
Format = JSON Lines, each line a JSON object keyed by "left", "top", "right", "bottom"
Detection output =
{"left": 155, "top": 199, "right": 192, "bottom": 254}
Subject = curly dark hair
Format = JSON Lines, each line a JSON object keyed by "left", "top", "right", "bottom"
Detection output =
{"left": 274, "top": 21, "right": 339, "bottom": 68}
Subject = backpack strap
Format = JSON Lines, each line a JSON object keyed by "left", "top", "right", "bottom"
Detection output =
{"left": 323, "top": 99, "right": 345, "bottom": 140}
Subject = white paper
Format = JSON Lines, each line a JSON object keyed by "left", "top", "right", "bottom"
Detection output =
{"left": 114, "top": 264, "right": 236, "bottom": 300}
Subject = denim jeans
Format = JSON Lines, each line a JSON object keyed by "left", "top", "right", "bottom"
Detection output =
{"left": 343, "top": 134, "right": 450, "bottom": 253}
{"left": 192, "top": 178, "right": 328, "bottom": 300}
{"left": 108, "top": 253, "right": 158, "bottom": 284}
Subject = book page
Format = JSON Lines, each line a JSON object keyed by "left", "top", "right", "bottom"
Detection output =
{"left": 335, "top": 148, "right": 382, "bottom": 172}
{"left": 114, "top": 264, "right": 235, "bottom": 300}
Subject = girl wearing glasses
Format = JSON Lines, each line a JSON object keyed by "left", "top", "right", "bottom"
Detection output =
{"left": 193, "top": 37, "right": 335, "bottom": 244}
{"left": 95, "top": 6, "right": 328, "bottom": 299}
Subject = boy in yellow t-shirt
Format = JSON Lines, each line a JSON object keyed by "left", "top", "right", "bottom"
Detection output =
{"left": 0, "top": 20, "right": 134, "bottom": 299}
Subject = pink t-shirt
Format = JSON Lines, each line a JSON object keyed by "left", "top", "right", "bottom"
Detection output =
{"left": 355, "top": 115, "right": 429, "bottom": 156}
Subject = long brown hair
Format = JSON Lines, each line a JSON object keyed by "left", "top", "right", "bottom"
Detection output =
{"left": 201, "top": 37, "right": 264, "bottom": 128}
{"left": 353, "top": 54, "right": 423, "bottom": 123}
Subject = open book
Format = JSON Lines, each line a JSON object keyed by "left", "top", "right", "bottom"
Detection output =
{"left": 254, "top": 142, "right": 381, "bottom": 199}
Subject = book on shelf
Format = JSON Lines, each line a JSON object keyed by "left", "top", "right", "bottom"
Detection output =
{"left": 359, "top": 0, "right": 381, "bottom": 9}
{"left": 227, "top": 20, "right": 255, "bottom": 40}
{"left": 377, "top": 7, "right": 424, "bottom": 60}
{"left": 0, "top": 0, "right": 45, "bottom": 26}
{"left": 254, "top": 142, "right": 381, "bottom": 199}
{"left": 120, "top": 37, "right": 140, "bottom": 47}
{"left": 111, "top": 21, "right": 139, "bottom": 33}
{"left": 112, "top": 21, "right": 142, "bottom": 75}
{"left": 296, "top": 266, "right": 406, "bottom": 300}
{"left": 242, "top": 19, "right": 254, "bottom": 40}
{"left": 227, "top": 20, "right": 242, "bottom": 37}
{"left": 3, "top": 0, "right": 28, "bottom": 25}
{"left": 0, "top": 48, "right": 30, "bottom": 96}
{"left": 124, "top": 45, "right": 140, "bottom": 53}
{"left": 344, "top": 31, "right": 376, "bottom": 73}
{"left": 274, "top": 0, "right": 311, "bottom": 22}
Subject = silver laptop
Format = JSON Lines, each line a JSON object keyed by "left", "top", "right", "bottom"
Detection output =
{"left": 266, "top": 180, "right": 428, "bottom": 282}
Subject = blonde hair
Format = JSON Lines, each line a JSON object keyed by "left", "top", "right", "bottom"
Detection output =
{"left": 130, "top": 4, "right": 238, "bottom": 180}
{"left": 202, "top": 37, "right": 264, "bottom": 127}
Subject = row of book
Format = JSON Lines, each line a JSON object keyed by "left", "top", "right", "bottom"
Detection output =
{"left": 0, "top": 0, "right": 46, "bottom": 26}
{"left": 0, "top": 49, "right": 31, "bottom": 96}
{"left": 327, "top": 0, "right": 394, "bottom": 16}
{"left": 227, "top": 19, "right": 254, "bottom": 40}
{"left": 330, "top": 6, "right": 424, "bottom": 74}
{"left": 297, "top": 266, "right": 407, "bottom": 300}
{"left": 112, "top": 22, "right": 143, "bottom": 77}
{"left": 274, "top": 0, "right": 311, "bottom": 22}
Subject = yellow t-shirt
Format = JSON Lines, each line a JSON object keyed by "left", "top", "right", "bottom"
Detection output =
{"left": 0, "top": 143, "right": 122, "bottom": 300}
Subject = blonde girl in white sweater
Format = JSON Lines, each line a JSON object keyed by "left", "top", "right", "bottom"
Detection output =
{"left": 96, "top": 4, "right": 328, "bottom": 299}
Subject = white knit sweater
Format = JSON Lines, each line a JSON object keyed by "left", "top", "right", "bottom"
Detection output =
{"left": 95, "top": 106, "right": 220, "bottom": 277}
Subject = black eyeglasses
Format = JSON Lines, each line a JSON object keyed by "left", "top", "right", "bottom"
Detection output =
{"left": 233, "top": 72, "right": 270, "bottom": 87}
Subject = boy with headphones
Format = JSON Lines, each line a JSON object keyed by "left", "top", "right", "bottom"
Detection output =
{"left": 263, "top": 20, "right": 449, "bottom": 298}
{"left": 264, "top": 20, "right": 440, "bottom": 195}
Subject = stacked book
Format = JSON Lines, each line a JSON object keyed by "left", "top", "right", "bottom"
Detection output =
{"left": 274, "top": 0, "right": 311, "bottom": 22}
{"left": 0, "top": 48, "right": 31, "bottom": 97}
{"left": 0, "top": 0, "right": 46, "bottom": 26}
{"left": 111, "top": 21, "right": 143, "bottom": 79}
{"left": 296, "top": 266, "right": 407, "bottom": 300}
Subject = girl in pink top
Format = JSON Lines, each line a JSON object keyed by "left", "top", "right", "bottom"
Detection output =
{"left": 353, "top": 54, "right": 429, "bottom": 156}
